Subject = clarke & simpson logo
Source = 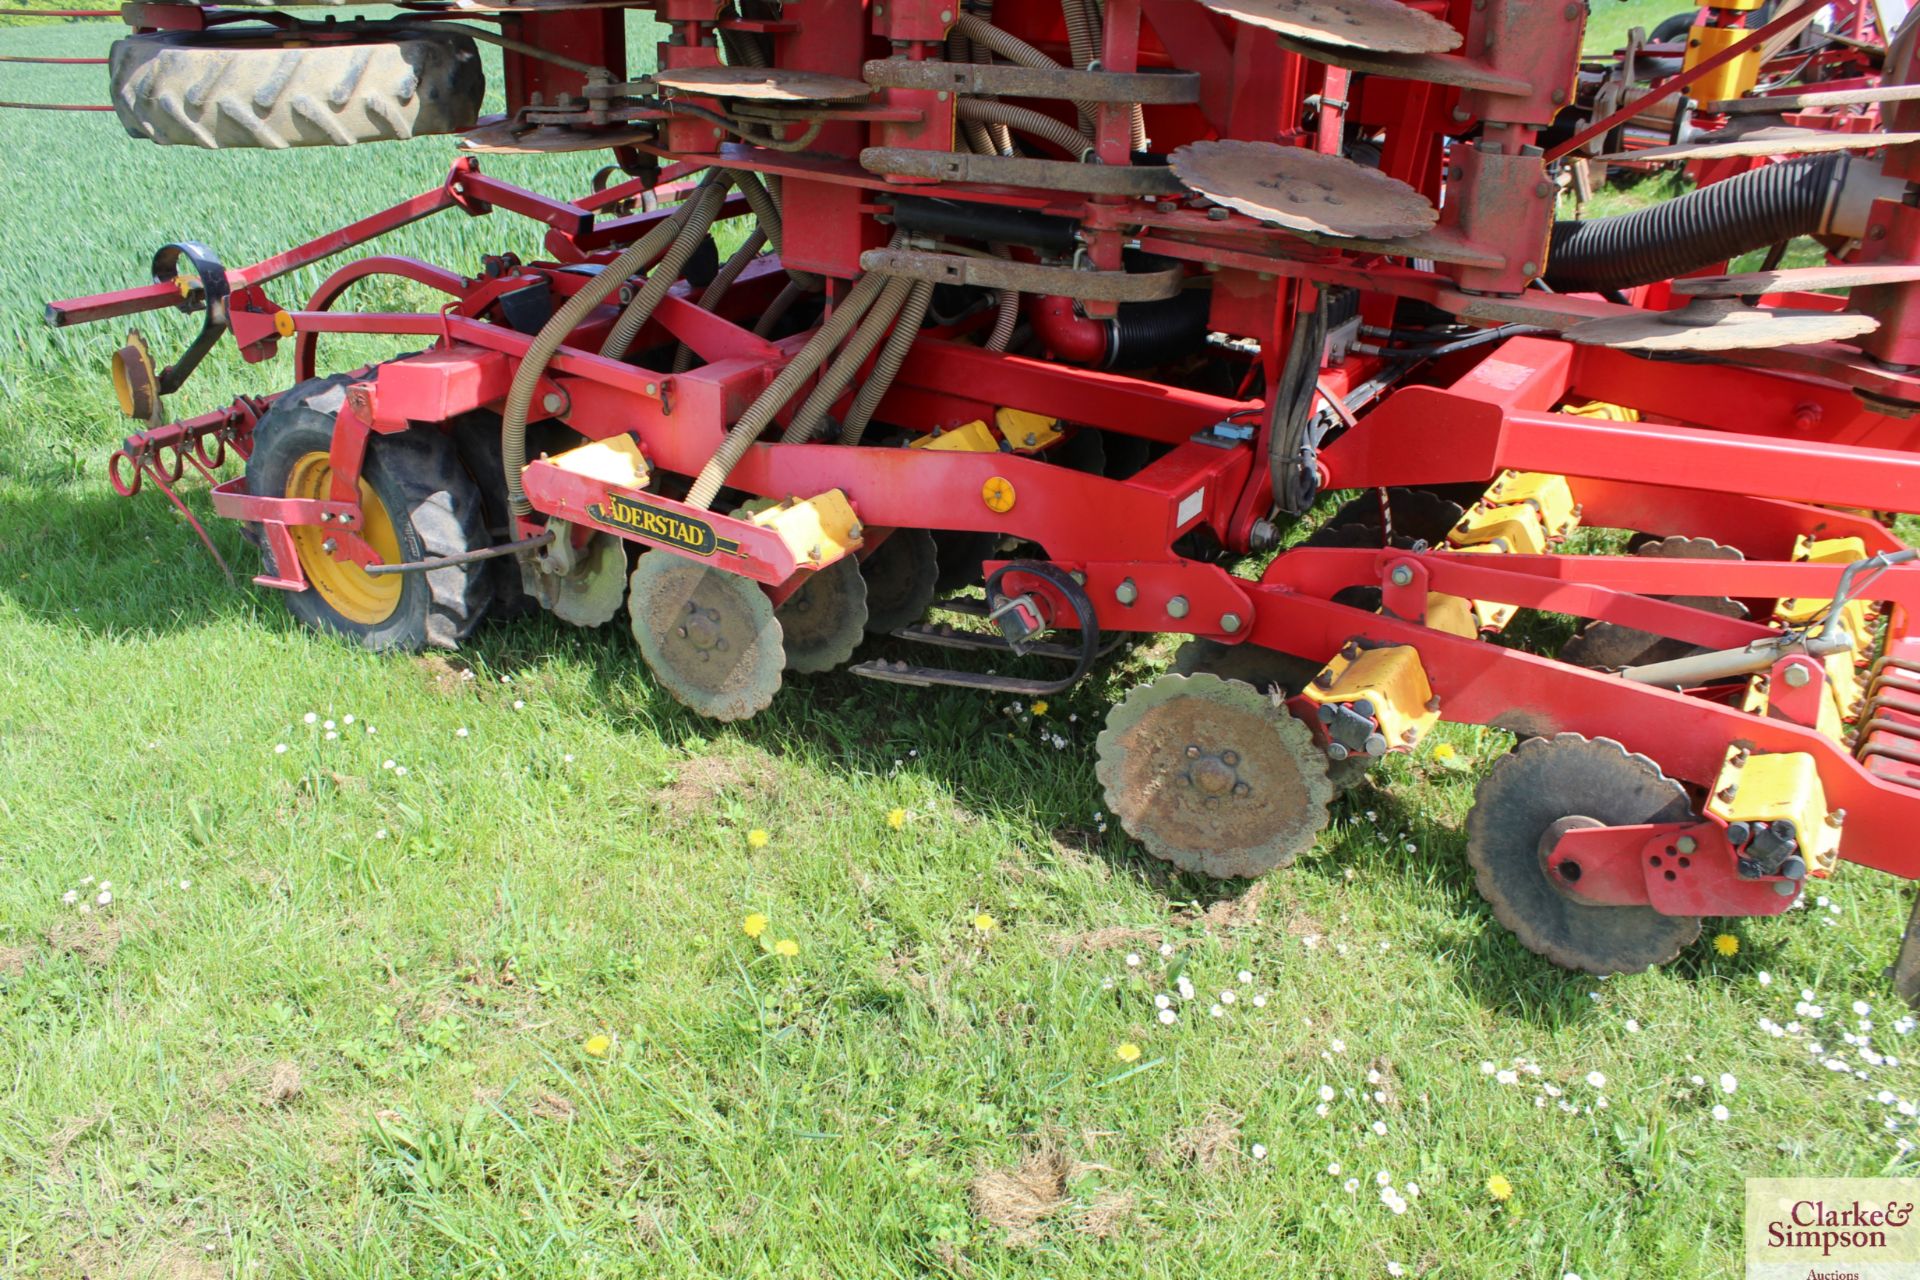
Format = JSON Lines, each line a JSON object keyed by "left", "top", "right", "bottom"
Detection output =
{"left": 1747, "top": 1179, "right": 1920, "bottom": 1279}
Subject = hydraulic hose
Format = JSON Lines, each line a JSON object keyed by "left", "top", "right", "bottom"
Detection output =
{"left": 687, "top": 265, "right": 896, "bottom": 509}
{"left": 735, "top": 169, "right": 822, "bottom": 291}
{"left": 957, "top": 97, "right": 1092, "bottom": 158}
{"left": 500, "top": 192, "right": 705, "bottom": 515}
{"left": 1543, "top": 153, "right": 1845, "bottom": 294}
{"left": 672, "top": 226, "right": 769, "bottom": 372}
{"left": 841, "top": 279, "right": 935, "bottom": 446}
{"left": 599, "top": 170, "right": 732, "bottom": 361}
{"left": 780, "top": 275, "right": 914, "bottom": 443}
{"left": 754, "top": 279, "right": 808, "bottom": 338}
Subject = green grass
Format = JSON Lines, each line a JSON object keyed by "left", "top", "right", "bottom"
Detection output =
{"left": 2, "top": 13, "right": 1916, "bottom": 1280}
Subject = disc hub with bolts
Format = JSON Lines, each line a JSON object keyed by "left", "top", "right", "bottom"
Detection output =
{"left": 677, "top": 599, "right": 729, "bottom": 661}
{"left": 1184, "top": 743, "right": 1253, "bottom": 799}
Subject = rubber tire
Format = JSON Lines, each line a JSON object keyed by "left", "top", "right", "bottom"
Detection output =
{"left": 449, "top": 412, "right": 538, "bottom": 623}
{"left": 109, "top": 27, "right": 483, "bottom": 150}
{"left": 246, "top": 375, "right": 490, "bottom": 652}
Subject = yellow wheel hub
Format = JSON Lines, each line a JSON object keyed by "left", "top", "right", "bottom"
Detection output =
{"left": 286, "top": 451, "right": 403, "bottom": 625}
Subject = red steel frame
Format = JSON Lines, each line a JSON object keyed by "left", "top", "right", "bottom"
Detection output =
{"left": 45, "top": 0, "right": 1920, "bottom": 934}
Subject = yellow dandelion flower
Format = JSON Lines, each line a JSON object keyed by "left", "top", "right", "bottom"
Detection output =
{"left": 746, "top": 829, "right": 770, "bottom": 849}
{"left": 743, "top": 912, "right": 769, "bottom": 938}
{"left": 973, "top": 912, "right": 998, "bottom": 933}
{"left": 1713, "top": 933, "right": 1740, "bottom": 957}
{"left": 1115, "top": 1042, "right": 1142, "bottom": 1063}
{"left": 1487, "top": 1174, "right": 1513, "bottom": 1202}
{"left": 1031, "top": 700, "right": 1049, "bottom": 716}
{"left": 773, "top": 938, "right": 799, "bottom": 957}
{"left": 1432, "top": 743, "right": 1456, "bottom": 761}
{"left": 886, "top": 808, "right": 906, "bottom": 831}
{"left": 584, "top": 1033, "right": 612, "bottom": 1057}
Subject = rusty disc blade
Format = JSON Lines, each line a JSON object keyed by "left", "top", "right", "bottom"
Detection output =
{"left": 628, "top": 551, "right": 785, "bottom": 722}
{"left": 1672, "top": 263, "right": 1920, "bottom": 298}
{"left": 653, "top": 65, "right": 871, "bottom": 101}
{"left": 1095, "top": 672, "right": 1333, "bottom": 879}
{"left": 1564, "top": 303, "right": 1879, "bottom": 351}
{"left": 1596, "top": 125, "right": 1920, "bottom": 163}
{"left": 461, "top": 118, "right": 655, "bottom": 153}
{"left": 1197, "top": 0, "right": 1460, "bottom": 53}
{"left": 1169, "top": 139, "right": 1439, "bottom": 239}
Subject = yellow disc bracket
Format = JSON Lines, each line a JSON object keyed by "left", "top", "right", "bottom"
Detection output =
{"left": 110, "top": 330, "right": 158, "bottom": 421}
{"left": 273, "top": 309, "right": 297, "bottom": 339}
{"left": 982, "top": 476, "right": 1016, "bottom": 513}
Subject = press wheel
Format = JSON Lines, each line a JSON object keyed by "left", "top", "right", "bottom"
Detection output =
{"left": 1466, "top": 734, "right": 1702, "bottom": 976}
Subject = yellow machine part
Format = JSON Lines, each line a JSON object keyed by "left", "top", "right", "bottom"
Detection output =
{"left": 910, "top": 419, "right": 1001, "bottom": 453}
{"left": 1448, "top": 504, "right": 1551, "bottom": 556}
{"left": 1684, "top": 21, "right": 1763, "bottom": 105}
{"left": 748, "top": 490, "right": 865, "bottom": 566}
{"left": 996, "top": 407, "right": 1063, "bottom": 453}
{"left": 1479, "top": 470, "right": 1579, "bottom": 538}
{"left": 549, "top": 434, "right": 652, "bottom": 489}
{"left": 1704, "top": 745, "right": 1843, "bottom": 878}
{"left": 1299, "top": 643, "right": 1440, "bottom": 749}
{"left": 1423, "top": 591, "right": 1480, "bottom": 640}
{"left": 1559, "top": 399, "right": 1641, "bottom": 423}
{"left": 1775, "top": 535, "right": 1875, "bottom": 651}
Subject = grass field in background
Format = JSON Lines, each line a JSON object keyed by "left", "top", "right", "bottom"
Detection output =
{"left": 4, "top": 11, "right": 1917, "bottom": 1280}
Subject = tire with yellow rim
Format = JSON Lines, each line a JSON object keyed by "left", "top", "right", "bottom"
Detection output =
{"left": 245, "top": 375, "right": 491, "bottom": 651}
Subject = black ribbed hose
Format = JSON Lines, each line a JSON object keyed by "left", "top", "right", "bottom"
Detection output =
{"left": 1543, "top": 154, "right": 1843, "bottom": 294}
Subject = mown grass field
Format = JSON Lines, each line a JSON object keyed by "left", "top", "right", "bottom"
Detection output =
{"left": 3, "top": 9, "right": 1918, "bottom": 1279}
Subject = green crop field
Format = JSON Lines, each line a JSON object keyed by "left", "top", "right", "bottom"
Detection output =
{"left": 2, "top": 9, "right": 1915, "bottom": 1279}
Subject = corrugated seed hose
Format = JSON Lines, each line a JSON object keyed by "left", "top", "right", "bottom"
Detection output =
{"left": 501, "top": 191, "right": 709, "bottom": 515}
{"left": 780, "top": 275, "right": 915, "bottom": 443}
{"left": 673, "top": 226, "right": 770, "bottom": 372}
{"left": 953, "top": 13, "right": 1102, "bottom": 128}
{"left": 734, "top": 169, "right": 822, "bottom": 291}
{"left": 1543, "top": 153, "right": 1847, "bottom": 294}
{"left": 840, "top": 279, "right": 935, "bottom": 446}
{"left": 957, "top": 97, "right": 1092, "bottom": 158}
{"left": 599, "top": 170, "right": 733, "bottom": 360}
{"left": 686, "top": 260, "right": 898, "bottom": 510}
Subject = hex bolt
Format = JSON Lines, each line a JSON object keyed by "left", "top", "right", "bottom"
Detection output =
{"left": 1828, "top": 809, "right": 1847, "bottom": 827}
{"left": 1167, "top": 595, "right": 1190, "bottom": 619}
{"left": 542, "top": 391, "right": 566, "bottom": 415}
{"left": 1782, "top": 663, "right": 1813, "bottom": 688}
{"left": 1326, "top": 742, "right": 1350, "bottom": 761}
{"left": 1186, "top": 745, "right": 1201, "bottom": 758}
{"left": 1389, "top": 565, "right": 1414, "bottom": 587}
{"left": 321, "top": 537, "right": 338, "bottom": 554}
{"left": 1676, "top": 835, "right": 1697, "bottom": 855}
{"left": 1220, "top": 612, "right": 1242, "bottom": 633}
{"left": 1115, "top": 578, "right": 1138, "bottom": 605}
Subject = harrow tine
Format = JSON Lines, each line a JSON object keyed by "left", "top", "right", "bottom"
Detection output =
{"left": 138, "top": 453, "right": 234, "bottom": 585}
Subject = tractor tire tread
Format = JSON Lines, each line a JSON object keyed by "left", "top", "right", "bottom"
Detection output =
{"left": 109, "top": 28, "right": 482, "bottom": 150}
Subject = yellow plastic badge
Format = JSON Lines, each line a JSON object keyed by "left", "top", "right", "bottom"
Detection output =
{"left": 981, "top": 476, "right": 1017, "bottom": 513}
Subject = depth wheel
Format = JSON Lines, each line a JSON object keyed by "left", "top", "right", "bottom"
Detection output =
{"left": 245, "top": 375, "right": 490, "bottom": 652}
{"left": 1466, "top": 734, "right": 1702, "bottom": 975}
{"left": 1096, "top": 673, "right": 1334, "bottom": 879}
{"left": 628, "top": 552, "right": 784, "bottom": 721}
